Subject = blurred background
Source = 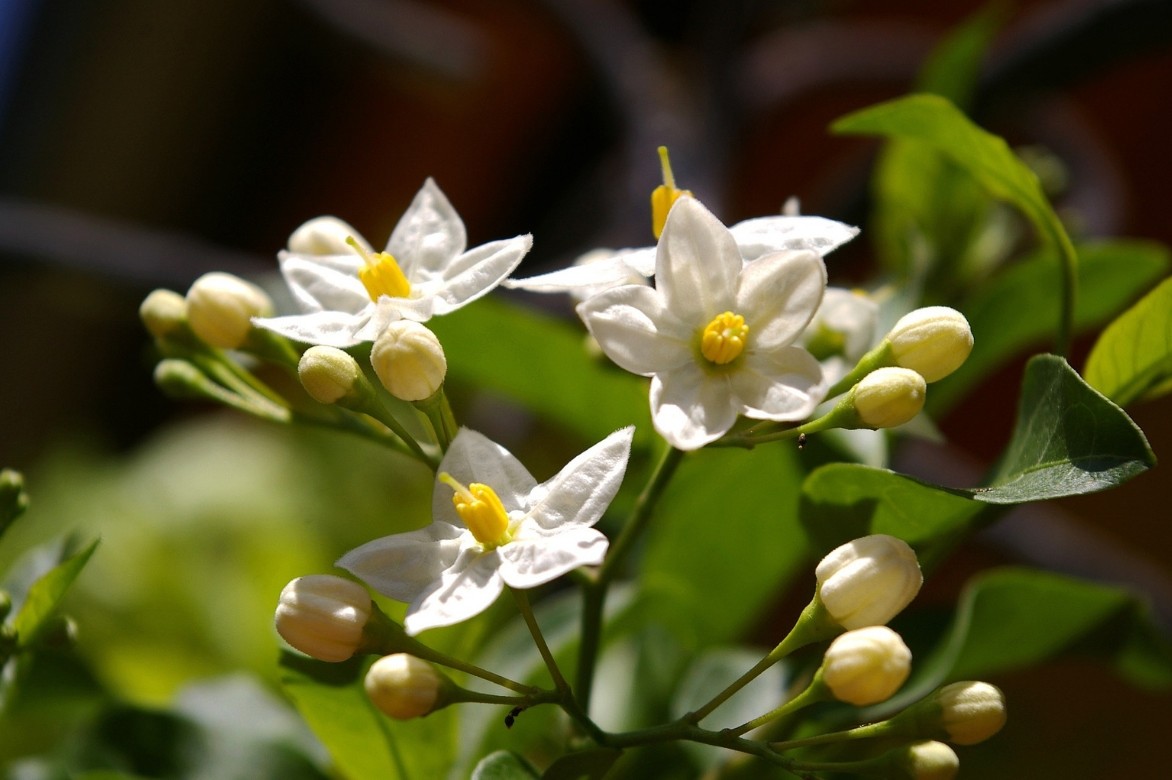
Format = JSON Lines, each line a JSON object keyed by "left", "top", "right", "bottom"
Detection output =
{"left": 1, "top": 0, "right": 1170, "bottom": 777}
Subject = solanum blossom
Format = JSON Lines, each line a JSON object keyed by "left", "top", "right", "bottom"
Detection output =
{"left": 577, "top": 197, "right": 828, "bottom": 450}
{"left": 338, "top": 426, "right": 633, "bottom": 635}
{"left": 254, "top": 179, "right": 532, "bottom": 347}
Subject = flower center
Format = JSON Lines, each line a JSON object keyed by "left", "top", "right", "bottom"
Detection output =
{"left": 700, "top": 311, "right": 749, "bottom": 365}
{"left": 439, "top": 472, "right": 511, "bottom": 549}
{"left": 347, "top": 236, "right": 411, "bottom": 302}
{"left": 650, "top": 146, "right": 693, "bottom": 239}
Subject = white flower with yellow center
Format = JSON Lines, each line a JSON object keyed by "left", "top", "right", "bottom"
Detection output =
{"left": 338, "top": 426, "right": 634, "bottom": 635}
{"left": 577, "top": 197, "right": 828, "bottom": 450}
{"left": 253, "top": 179, "right": 532, "bottom": 347}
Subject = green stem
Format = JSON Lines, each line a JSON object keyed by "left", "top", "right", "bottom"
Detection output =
{"left": 770, "top": 719, "right": 890, "bottom": 752}
{"left": 414, "top": 388, "right": 456, "bottom": 453}
{"left": 511, "top": 588, "right": 571, "bottom": 697}
{"left": 576, "top": 444, "right": 686, "bottom": 711}
{"left": 726, "top": 674, "right": 830, "bottom": 737}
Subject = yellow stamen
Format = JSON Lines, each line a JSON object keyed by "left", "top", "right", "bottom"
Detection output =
{"left": 650, "top": 146, "right": 693, "bottom": 239}
{"left": 347, "top": 236, "right": 411, "bottom": 301}
{"left": 700, "top": 311, "right": 749, "bottom": 365}
{"left": 439, "top": 472, "right": 511, "bottom": 548}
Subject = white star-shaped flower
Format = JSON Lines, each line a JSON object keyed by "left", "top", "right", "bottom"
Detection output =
{"left": 254, "top": 179, "right": 532, "bottom": 347}
{"left": 337, "top": 426, "right": 634, "bottom": 635}
{"left": 577, "top": 197, "right": 828, "bottom": 450}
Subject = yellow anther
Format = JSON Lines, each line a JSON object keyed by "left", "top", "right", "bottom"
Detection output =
{"left": 700, "top": 311, "right": 749, "bottom": 365}
{"left": 439, "top": 472, "right": 511, "bottom": 548}
{"left": 650, "top": 146, "right": 693, "bottom": 239}
{"left": 348, "top": 236, "right": 411, "bottom": 301}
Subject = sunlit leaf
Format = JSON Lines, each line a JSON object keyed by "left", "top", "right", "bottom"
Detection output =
{"left": 472, "top": 750, "right": 540, "bottom": 780}
{"left": 13, "top": 537, "right": 99, "bottom": 649}
{"left": 1084, "top": 276, "right": 1172, "bottom": 407}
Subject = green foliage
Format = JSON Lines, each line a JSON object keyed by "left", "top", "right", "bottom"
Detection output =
{"left": 471, "top": 750, "right": 541, "bottom": 779}
{"left": 1085, "top": 276, "right": 1172, "bottom": 407}
{"left": 12, "top": 538, "right": 98, "bottom": 650}
{"left": 0, "top": 469, "right": 29, "bottom": 538}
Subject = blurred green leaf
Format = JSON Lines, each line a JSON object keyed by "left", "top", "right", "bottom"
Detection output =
{"left": 976, "top": 355, "right": 1155, "bottom": 503}
{"left": 542, "top": 748, "right": 622, "bottom": 780}
{"left": 1084, "top": 276, "right": 1172, "bottom": 407}
{"left": 471, "top": 751, "right": 540, "bottom": 779}
{"left": 430, "top": 298, "right": 650, "bottom": 445}
{"left": 12, "top": 538, "right": 98, "bottom": 649}
{"left": 279, "top": 651, "right": 455, "bottom": 780}
{"left": 1, "top": 469, "right": 29, "bottom": 539}
{"left": 915, "top": 3, "right": 1004, "bottom": 106}
{"left": 932, "top": 240, "right": 1169, "bottom": 411}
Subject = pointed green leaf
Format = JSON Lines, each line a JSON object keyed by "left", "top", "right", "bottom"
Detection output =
{"left": 472, "top": 750, "right": 540, "bottom": 780}
{"left": 1084, "top": 276, "right": 1172, "bottom": 407}
{"left": 975, "top": 355, "right": 1155, "bottom": 503}
{"left": 13, "top": 537, "right": 99, "bottom": 648}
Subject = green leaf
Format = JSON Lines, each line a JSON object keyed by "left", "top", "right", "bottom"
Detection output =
{"left": 541, "top": 748, "right": 622, "bottom": 780}
{"left": 472, "top": 750, "right": 540, "bottom": 780}
{"left": 279, "top": 651, "right": 455, "bottom": 780}
{"left": 429, "top": 298, "right": 650, "bottom": 445}
{"left": 975, "top": 355, "right": 1155, "bottom": 503}
{"left": 931, "top": 240, "right": 1169, "bottom": 411}
{"left": 914, "top": 3, "right": 1004, "bottom": 106}
{"left": 13, "top": 537, "right": 99, "bottom": 648}
{"left": 1084, "top": 276, "right": 1172, "bottom": 407}
{"left": 0, "top": 468, "right": 29, "bottom": 538}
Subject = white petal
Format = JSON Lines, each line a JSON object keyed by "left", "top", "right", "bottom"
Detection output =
{"left": 336, "top": 522, "right": 466, "bottom": 603}
{"left": 503, "top": 248, "right": 650, "bottom": 296}
{"left": 252, "top": 308, "right": 374, "bottom": 348}
{"left": 497, "top": 526, "right": 609, "bottom": 588}
{"left": 387, "top": 178, "right": 467, "bottom": 277}
{"left": 649, "top": 367, "right": 738, "bottom": 450}
{"left": 730, "top": 216, "right": 859, "bottom": 260}
{"left": 277, "top": 252, "right": 370, "bottom": 314}
{"left": 403, "top": 548, "right": 505, "bottom": 634}
{"left": 732, "top": 347, "right": 826, "bottom": 421}
{"left": 736, "top": 250, "right": 826, "bottom": 350}
{"left": 433, "top": 429, "right": 538, "bottom": 527}
{"left": 525, "top": 427, "right": 634, "bottom": 531}
{"left": 577, "top": 285, "right": 692, "bottom": 376}
{"left": 406, "top": 234, "right": 532, "bottom": 317}
{"left": 656, "top": 198, "right": 741, "bottom": 324}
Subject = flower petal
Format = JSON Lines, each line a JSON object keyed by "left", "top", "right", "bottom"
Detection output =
{"left": 252, "top": 308, "right": 375, "bottom": 348}
{"left": 656, "top": 198, "right": 741, "bottom": 324}
{"left": 277, "top": 251, "right": 370, "bottom": 314}
{"left": 733, "top": 347, "right": 826, "bottom": 421}
{"left": 525, "top": 426, "right": 634, "bottom": 531}
{"left": 336, "top": 521, "right": 466, "bottom": 603}
{"left": 577, "top": 285, "right": 693, "bottom": 376}
{"left": 433, "top": 429, "right": 538, "bottom": 527}
{"left": 736, "top": 249, "right": 827, "bottom": 350}
{"left": 403, "top": 234, "right": 532, "bottom": 319}
{"left": 387, "top": 178, "right": 467, "bottom": 278}
{"left": 649, "top": 366, "right": 739, "bottom": 450}
{"left": 497, "top": 526, "right": 609, "bottom": 588}
{"left": 730, "top": 215, "right": 859, "bottom": 261}
{"left": 403, "top": 547, "right": 505, "bottom": 634}
{"left": 503, "top": 247, "right": 651, "bottom": 296}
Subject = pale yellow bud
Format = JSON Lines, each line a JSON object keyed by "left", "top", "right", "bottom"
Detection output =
{"left": 815, "top": 535, "right": 922, "bottom": 629}
{"left": 895, "top": 741, "right": 959, "bottom": 780}
{"left": 185, "top": 272, "right": 273, "bottom": 349}
{"left": 370, "top": 321, "right": 447, "bottom": 402}
{"left": 299, "top": 346, "right": 362, "bottom": 405}
{"left": 287, "top": 216, "right": 369, "bottom": 255}
{"left": 852, "top": 367, "right": 926, "bottom": 428}
{"left": 887, "top": 307, "right": 973, "bottom": 382}
{"left": 821, "top": 626, "right": 912, "bottom": 706}
{"left": 365, "top": 653, "right": 445, "bottom": 719}
{"left": 937, "top": 681, "right": 1007, "bottom": 745}
{"left": 275, "top": 575, "right": 372, "bottom": 663}
{"left": 139, "top": 289, "right": 188, "bottom": 339}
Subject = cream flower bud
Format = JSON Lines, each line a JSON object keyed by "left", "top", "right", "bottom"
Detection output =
{"left": 821, "top": 626, "right": 912, "bottom": 706}
{"left": 936, "top": 681, "right": 1007, "bottom": 745}
{"left": 287, "top": 216, "right": 369, "bottom": 255}
{"left": 895, "top": 741, "right": 959, "bottom": 780}
{"left": 815, "top": 534, "right": 922, "bottom": 629}
{"left": 851, "top": 367, "right": 926, "bottom": 428}
{"left": 185, "top": 272, "right": 273, "bottom": 349}
{"left": 887, "top": 306, "right": 973, "bottom": 382}
{"left": 275, "top": 575, "right": 372, "bottom": 663}
{"left": 299, "top": 346, "right": 363, "bottom": 405}
{"left": 370, "top": 321, "right": 447, "bottom": 402}
{"left": 365, "top": 653, "right": 447, "bottom": 719}
{"left": 139, "top": 289, "right": 188, "bottom": 339}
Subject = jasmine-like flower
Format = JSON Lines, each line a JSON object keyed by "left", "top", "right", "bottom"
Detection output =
{"left": 338, "top": 426, "right": 634, "bottom": 634}
{"left": 254, "top": 179, "right": 532, "bottom": 347}
{"left": 576, "top": 197, "right": 828, "bottom": 450}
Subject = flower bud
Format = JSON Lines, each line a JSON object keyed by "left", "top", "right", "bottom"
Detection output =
{"left": 821, "top": 626, "right": 912, "bottom": 706}
{"left": 370, "top": 321, "right": 447, "bottom": 402}
{"left": 275, "top": 575, "right": 372, "bottom": 663}
{"left": 139, "top": 289, "right": 188, "bottom": 340}
{"left": 365, "top": 653, "right": 449, "bottom": 719}
{"left": 287, "top": 216, "right": 369, "bottom": 255}
{"left": 851, "top": 367, "right": 926, "bottom": 429}
{"left": 299, "top": 346, "right": 363, "bottom": 405}
{"left": 185, "top": 272, "right": 273, "bottom": 350}
{"left": 936, "top": 681, "right": 1007, "bottom": 745}
{"left": 887, "top": 307, "right": 973, "bottom": 382}
{"left": 815, "top": 535, "right": 922, "bottom": 629}
{"left": 894, "top": 741, "right": 959, "bottom": 780}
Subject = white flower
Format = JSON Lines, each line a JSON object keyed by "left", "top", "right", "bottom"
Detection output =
{"left": 801, "top": 287, "right": 879, "bottom": 386}
{"left": 504, "top": 210, "right": 857, "bottom": 298}
{"left": 576, "top": 198, "right": 828, "bottom": 450}
{"left": 338, "top": 426, "right": 634, "bottom": 634}
{"left": 254, "top": 179, "right": 532, "bottom": 347}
